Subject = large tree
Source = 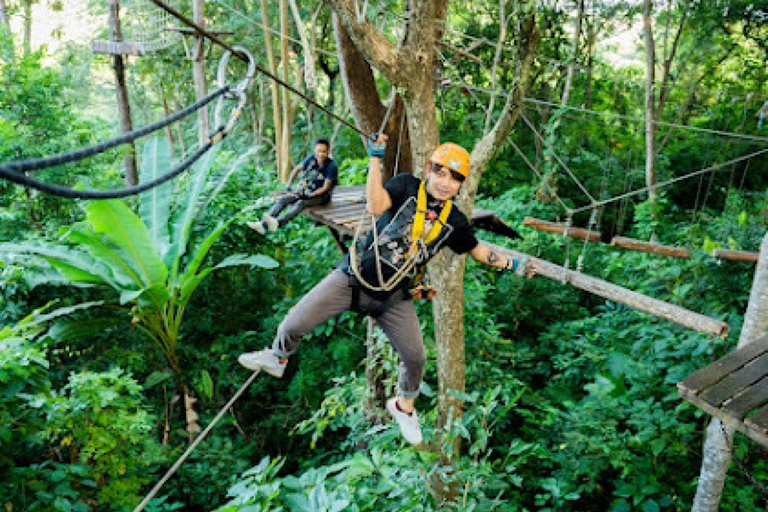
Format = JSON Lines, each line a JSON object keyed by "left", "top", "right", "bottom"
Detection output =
{"left": 327, "top": 0, "right": 538, "bottom": 467}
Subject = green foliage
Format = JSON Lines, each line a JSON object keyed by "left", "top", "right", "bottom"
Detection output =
{"left": 0, "top": 137, "right": 278, "bottom": 376}
{"left": 43, "top": 367, "right": 164, "bottom": 509}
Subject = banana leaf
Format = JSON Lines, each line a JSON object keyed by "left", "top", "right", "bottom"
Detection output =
{"left": 66, "top": 229, "right": 144, "bottom": 289}
{"left": 85, "top": 200, "right": 168, "bottom": 287}
{"left": 139, "top": 137, "right": 173, "bottom": 261}
{"left": 0, "top": 242, "right": 120, "bottom": 288}
{"left": 167, "top": 147, "right": 218, "bottom": 273}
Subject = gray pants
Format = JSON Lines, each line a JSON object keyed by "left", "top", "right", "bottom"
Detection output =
{"left": 273, "top": 270, "right": 425, "bottom": 399}
{"left": 268, "top": 194, "right": 328, "bottom": 227}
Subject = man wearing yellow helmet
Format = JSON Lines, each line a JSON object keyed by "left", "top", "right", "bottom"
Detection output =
{"left": 239, "top": 133, "right": 535, "bottom": 446}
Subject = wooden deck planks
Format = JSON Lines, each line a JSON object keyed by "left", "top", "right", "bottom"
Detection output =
{"left": 678, "top": 337, "right": 768, "bottom": 392}
{"left": 678, "top": 334, "right": 768, "bottom": 447}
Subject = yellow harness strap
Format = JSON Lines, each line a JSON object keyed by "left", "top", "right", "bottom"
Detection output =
{"left": 410, "top": 182, "right": 452, "bottom": 254}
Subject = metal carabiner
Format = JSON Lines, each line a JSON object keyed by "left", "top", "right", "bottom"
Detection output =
{"left": 212, "top": 46, "right": 256, "bottom": 142}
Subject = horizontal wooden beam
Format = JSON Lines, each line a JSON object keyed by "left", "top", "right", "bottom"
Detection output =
{"left": 711, "top": 248, "right": 759, "bottom": 263}
{"left": 610, "top": 236, "right": 690, "bottom": 259}
{"left": 91, "top": 40, "right": 147, "bottom": 56}
{"left": 484, "top": 242, "right": 730, "bottom": 337}
{"left": 523, "top": 216, "right": 601, "bottom": 242}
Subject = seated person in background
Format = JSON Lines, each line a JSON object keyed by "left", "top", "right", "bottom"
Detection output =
{"left": 248, "top": 138, "right": 339, "bottom": 234}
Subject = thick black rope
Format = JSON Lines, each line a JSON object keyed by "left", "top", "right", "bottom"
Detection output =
{"left": 0, "top": 87, "right": 228, "bottom": 174}
{"left": 146, "top": 0, "right": 367, "bottom": 138}
{"left": 0, "top": 126, "right": 226, "bottom": 199}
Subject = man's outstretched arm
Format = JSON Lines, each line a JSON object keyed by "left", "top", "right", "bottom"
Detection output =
{"left": 470, "top": 243, "right": 537, "bottom": 278}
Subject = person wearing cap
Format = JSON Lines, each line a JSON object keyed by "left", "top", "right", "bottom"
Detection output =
{"left": 238, "top": 134, "right": 536, "bottom": 445}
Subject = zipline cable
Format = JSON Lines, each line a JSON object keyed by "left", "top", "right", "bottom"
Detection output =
{"left": 146, "top": 0, "right": 366, "bottom": 138}
{"left": 132, "top": 370, "right": 262, "bottom": 512}
{"left": 569, "top": 148, "right": 768, "bottom": 215}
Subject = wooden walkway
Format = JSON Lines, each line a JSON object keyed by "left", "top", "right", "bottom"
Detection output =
{"left": 678, "top": 334, "right": 768, "bottom": 447}
{"left": 300, "top": 186, "right": 521, "bottom": 247}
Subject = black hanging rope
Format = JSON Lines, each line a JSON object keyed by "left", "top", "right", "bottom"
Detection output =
{"left": 0, "top": 87, "right": 228, "bottom": 174}
{"left": 0, "top": 126, "right": 226, "bottom": 199}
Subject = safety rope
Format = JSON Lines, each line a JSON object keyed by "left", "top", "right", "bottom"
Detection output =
{"left": 132, "top": 370, "right": 261, "bottom": 512}
{"left": 0, "top": 46, "right": 256, "bottom": 199}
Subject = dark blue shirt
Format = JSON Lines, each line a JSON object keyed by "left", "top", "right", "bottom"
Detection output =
{"left": 297, "top": 155, "right": 339, "bottom": 194}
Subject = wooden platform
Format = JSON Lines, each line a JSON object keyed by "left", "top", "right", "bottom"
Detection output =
{"left": 678, "top": 334, "right": 768, "bottom": 447}
{"left": 300, "top": 186, "right": 521, "bottom": 242}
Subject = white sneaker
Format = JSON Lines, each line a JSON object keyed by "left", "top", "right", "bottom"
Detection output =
{"left": 263, "top": 214, "right": 279, "bottom": 232}
{"left": 238, "top": 348, "right": 287, "bottom": 378}
{"left": 386, "top": 397, "right": 423, "bottom": 445}
{"left": 246, "top": 221, "right": 266, "bottom": 235}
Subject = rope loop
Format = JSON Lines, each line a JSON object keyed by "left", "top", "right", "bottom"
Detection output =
{"left": 214, "top": 46, "right": 256, "bottom": 141}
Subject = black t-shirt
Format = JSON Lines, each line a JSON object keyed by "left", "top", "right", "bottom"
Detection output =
{"left": 297, "top": 155, "right": 339, "bottom": 195}
{"left": 341, "top": 174, "right": 479, "bottom": 300}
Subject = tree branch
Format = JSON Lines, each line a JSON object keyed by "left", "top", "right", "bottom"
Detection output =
{"left": 325, "top": 0, "right": 410, "bottom": 85}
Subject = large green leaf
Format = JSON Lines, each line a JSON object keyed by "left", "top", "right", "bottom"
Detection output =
{"left": 177, "top": 253, "right": 278, "bottom": 305}
{"left": 119, "top": 283, "right": 171, "bottom": 308}
{"left": 214, "top": 254, "right": 279, "bottom": 270}
{"left": 178, "top": 218, "right": 233, "bottom": 288}
{"left": 195, "top": 146, "right": 257, "bottom": 221}
{"left": 167, "top": 147, "right": 217, "bottom": 272}
{"left": 24, "top": 301, "right": 105, "bottom": 329}
{"left": 85, "top": 200, "right": 168, "bottom": 287}
{"left": 0, "top": 242, "right": 118, "bottom": 288}
{"left": 139, "top": 137, "right": 173, "bottom": 261}
{"left": 66, "top": 229, "right": 143, "bottom": 290}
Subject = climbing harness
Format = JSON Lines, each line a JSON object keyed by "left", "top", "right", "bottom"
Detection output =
{"left": 0, "top": 47, "right": 256, "bottom": 199}
{"left": 350, "top": 183, "right": 452, "bottom": 294}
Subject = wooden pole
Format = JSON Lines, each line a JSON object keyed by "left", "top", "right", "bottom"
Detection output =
{"left": 524, "top": 216, "right": 601, "bottom": 242}
{"left": 191, "top": 0, "right": 209, "bottom": 146}
{"left": 484, "top": 242, "right": 729, "bottom": 337}
{"left": 611, "top": 236, "right": 690, "bottom": 259}
{"left": 108, "top": 0, "right": 138, "bottom": 186}
{"left": 711, "top": 249, "right": 758, "bottom": 263}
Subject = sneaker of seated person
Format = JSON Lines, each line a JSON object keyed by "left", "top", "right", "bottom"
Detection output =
{"left": 386, "top": 397, "right": 423, "bottom": 445}
{"left": 263, "top": 213, "right": 279, "bottom": 232}
{"left": 238, "top": 348, "right": 287, "bottom": 378}
{"left": 246, "top": 220, "right": 266, "bottom": 235}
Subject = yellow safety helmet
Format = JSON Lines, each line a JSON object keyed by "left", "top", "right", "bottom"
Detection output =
{"left": 430, "top": 142, "right": 470, "bottom": 179}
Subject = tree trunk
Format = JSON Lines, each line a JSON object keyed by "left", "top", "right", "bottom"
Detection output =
{"left": 691, "top": 230, "right": 768, "bottom": 512}
{"left": 0, "top": 0, "right": 10, "bottom": 32}
{"left": 329, "top": 0, "right": 536, "bottom": 469}
{"left": 259, "top": 0, "right": 283, "bottom": 178}
{"left": 22, "top": 0, "right": 31, "bottom": 55}
{"left": 584, "top": 17, "right": 596, "bottom": 109}
{"left": 192, "top": 0, "right": 209, "bottom": 146}
{"left": 561, "top": 0, "right": 584, "bottom": 106}
{"left": 643, "top": 0, "right": 658, "bottom": 220}
{"left": 334, "top": 16, "right": 411, "bottom": 180}
{"left": 108, "top": 0, "right": 138, "bottom": 186}
{"left": 279, "top": 0, "right": 293, "bottom": 181}
{"left": 642, "top": 0, "right": 658, "bottom": 218}
{"left": 431, "top": 3, "right": 538, "bottom": 461}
